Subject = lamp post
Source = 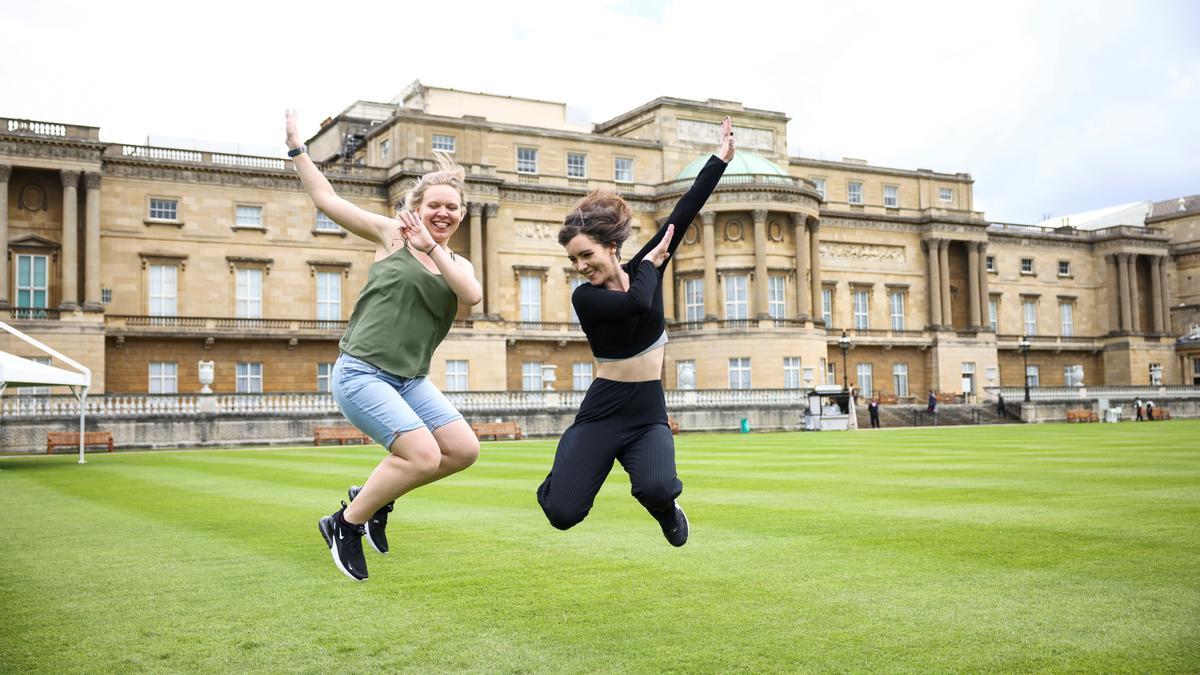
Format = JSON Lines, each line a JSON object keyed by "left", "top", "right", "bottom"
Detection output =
{"left": 838, "top": 330, "right": 851, "bottom": 392}
{"left": 1018, "top": 335, "right": 1031, "bottom": 402}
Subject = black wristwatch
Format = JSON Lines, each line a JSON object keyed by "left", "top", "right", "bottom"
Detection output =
{"left": 287, "top": 145, "right": 306, "bottom": 157}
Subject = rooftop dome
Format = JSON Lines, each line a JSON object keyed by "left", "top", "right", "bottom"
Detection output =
{"left": 675, "top": 151, "right": 787, "bottom": 180}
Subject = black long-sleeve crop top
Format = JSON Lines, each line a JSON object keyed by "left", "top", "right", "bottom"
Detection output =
{"left": 571, "top": 154, "right": 727, "bottom": 360}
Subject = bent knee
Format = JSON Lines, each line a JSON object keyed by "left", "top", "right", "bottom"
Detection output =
{"left": 632, "top": 481, "right": 677, "bottom": 506}
{"left": 542, "top": 505, "right": 586, "bottom": 531}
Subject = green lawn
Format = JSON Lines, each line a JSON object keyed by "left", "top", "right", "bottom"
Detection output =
{"left": 2, "top": 423, "right": 1198, "bottom": 673}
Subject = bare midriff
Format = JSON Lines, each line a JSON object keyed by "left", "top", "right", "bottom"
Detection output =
{"left": 594, "top": 345, "right": 665, "bottom": 382}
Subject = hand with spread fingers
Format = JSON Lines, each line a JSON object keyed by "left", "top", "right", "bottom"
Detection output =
{"left": 717, "top": 115, "right": 735, "bottom": 163}
{"left": 397, "top": 209, "right": 436, "bottom": 254}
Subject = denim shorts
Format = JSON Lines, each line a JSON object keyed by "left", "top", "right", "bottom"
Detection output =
{"left": 331, "top": 352, "right": 464, "bottom": 449}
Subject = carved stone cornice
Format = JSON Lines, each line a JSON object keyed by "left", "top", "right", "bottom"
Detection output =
{"left": 102, "top": 161, "right": 386, "bottom": 198}
{"left": 0, "top": 139, "right": 105, "bottom": 164}
{"left": 226, "top": 255, "right": 274, "bottom": 274}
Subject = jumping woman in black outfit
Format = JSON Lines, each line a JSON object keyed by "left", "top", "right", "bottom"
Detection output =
{"left": 537, "top": 117, "right": 735, "bottom": 545}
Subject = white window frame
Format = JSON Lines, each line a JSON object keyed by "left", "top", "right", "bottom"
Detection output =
{"left": 811, "top": 177, "right": 827, "bottom": 200}
{"left": 883, "top": 185, "right": 899, "bottom": 208}
{"left": 1060, "top": 302, "right": 1074, "bottom": 337}
{"left": 15, "top": 254, "right": 49, "bottom": 311}
{"left": 939, "top": 187, "right": 953, "bottom": 203}
{"left": 889, "top": 291, "right": 905, "bottom": 331}
{"left": 784, "top": 357, "right": 801, "bottom": 389}
{"left": 519, "top": 274, "right": 542, "bottom": 322}
{"left": 1020, "top": 258, "right": 1034, "bottom": 274}
{"left": 315, "top": 209, "right": 340, "bottom": 232}
{"left": 431, "top": 134, "right": 455, "bottom": 153}
{"left": 853, "top": 289, "right": 870, "bottom": 330}
{"left": 235, "top": 204, "right": 263, "bottom": 229}
{"left": 823, "top": 357, "right": 834, "bottom": 385}
{"left": 522, "top": 362, "right": 543, "bottom": 391}
{"left": 822, "top": 288, "right": 833, "bottom": 326}
{"left": 148, "top": 361, "right": 177, "bottom": 394}
{"left": 236, "top": 362, "right": 263, "bottom": 393}
{"left": 569, "top": 277, "right": 587, "bottom": 323}
{"left": 728, "top": 357, "right": 752, "bottom": 389}
{"left": 684, "top": 278, "right": 704, "bottom": 322}
{"left": 1025, "top": 364, "right": 1040, "bottom": 388}
{"left": 614, "top": 157, "right": 634, "bottom": 183}
{"left": 1058, "top": 260, "right": 1071, "bottom": 276}
{"left": 445, "top": 360, "right": 469, "bottom": 392}
{"left": 572, "top": 362, "right": 593, "bottom": 391}
{"left": 893, "top": 363, "right": 909, "bottom": 397}
{"left": 985, "top": 255, "right": 995, "bottom": 272}
{"left": 148, "top": 198, "right": 178, "bottom": 221}
{"left": 566, "top": 152, "right": 588, "bottom": 179}
{"left": 768, "top": 275, "right": 786, "bottom": 319}
{"left": 236, "top": 268, "right": 263, "bottom": 319}
{"left": 724, "top": 275, "right": 748, "bottom": 320}
{"left": 848, "top": 181, "right": 864, "bottom": 205}
{"left": 380, "top": 138, "right": 391, "bottom": 160}
{"left": 988, "top": 298, "right": 998, "bottom": 332}
{"left": 1023, "top": 299, "right": 1038, "bottom": 336}
{"left": 517, "top": 147, "right": 538, "bottom": 174}
{"left": 148, "top": 264, "right": 177, "bottom": 317}
{"left": 857, "top": 363, "right": 873, "bottom": 397}
{"left": 1064, "top": 364, "right": 1083, "bottom": 387}
{"left": 317, "top": 362, "right": 333, "bottom": 393}
{"left": 316, "top": 271, "right": 341, "bottom": 321}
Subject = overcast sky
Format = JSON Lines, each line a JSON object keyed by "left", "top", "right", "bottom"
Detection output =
{"left": 3, "top": 0, "right": 1196, "bottom": 223}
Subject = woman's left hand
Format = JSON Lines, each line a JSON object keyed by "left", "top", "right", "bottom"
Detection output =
{"left": 645, "top": 224, "right": 674, "bottom": 268}
{"left": 397, "top": 210, "right": 436, "bottom": 253}
{"left": 716, "top": 116, "right": 735, "bottom": 163}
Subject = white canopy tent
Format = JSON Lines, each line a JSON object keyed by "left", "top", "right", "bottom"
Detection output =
{"left": 0, "top": 321, "right": 92, "bottom": 464}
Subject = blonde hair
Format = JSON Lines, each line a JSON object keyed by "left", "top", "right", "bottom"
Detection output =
{"left": 403, "top": 152, "right": 466, "bottom": 211}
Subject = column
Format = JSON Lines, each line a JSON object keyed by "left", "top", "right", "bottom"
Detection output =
{"left": 1150, "top": 255, "right": 1164, "bottom": 333}
{"left": 1117, "top": 253, "right": 1132, "bottom": 332}
{"left": 1159, "top": 255, "right": 1171, "bottom": 334}
{"left": 753, "top": 209, "right": 769, "bottom": 319}
{"left": 809, "top": 218, "right": 823, "bottom": 322}
{"left": 1128, "top": 253, "right": 1141, "bottom": 333}
{"left": 925, "top": 238, "right": 943, "bottom": 328}
{"left": 938, "top": 239, "right": 952, "bottom": 327}
{"left": 0, "top": 164, "right": 10, "bottom": 308}
{"left": 977, "top": 242, "right": 991, "bottom": 330}
{"left": 483, "top": 203, "right": 500, "bottom": 318}
{"left": 1105, "top": 255, "right": 1120, "bottom": 334}
{"left": 59, "top": 170, "right": 80, "bottom": 310}
{"left": 83, "top": 172, "right": 102, "bottom": 310}
{"left": 701, "top": 211, "right": 718, "bottom": 320}
{"left": 967, "top": 241, "right": 981, "bottom": 329}
{"left": 467, "top": 203, "right": 484, "bottom": 314}
{"left": 792, "top": 213, "right": 811, "bottom": 320}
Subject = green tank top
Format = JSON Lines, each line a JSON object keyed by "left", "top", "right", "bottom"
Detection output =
{"left": 339, "top": 247, "right": 459, "bottom": 378}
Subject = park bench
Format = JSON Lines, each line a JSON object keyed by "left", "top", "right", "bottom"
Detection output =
{"left": 471, "top": 421, "right": 524, "bottom": 441}
{"left": 1065, "top": 409, "right": 1098, "bottom": 423}
{"left": 313, "top": 426, "right": 372, "bottom": 446}
{"left": 668, "top": 417, "right": 681, "bottom": 435}
{"left": 1151, "top": 408, "right": 1171, "bottom": 421}
{"left": 876, "top": 393, "right": 899, "bottom": 405}
{"left": 46, "top": 431, "right": 113, "bottom": 455}
{"left": 935, "top": 391, "right": 960, "bottom": 404}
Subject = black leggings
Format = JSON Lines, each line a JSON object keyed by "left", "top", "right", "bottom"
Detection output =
{"left": 537, "top": 378, "right": 681, "bottom": 530}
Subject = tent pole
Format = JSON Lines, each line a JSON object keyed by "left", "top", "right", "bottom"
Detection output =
{"left": 73, "top": 385, "right": 88, "bottom": 464}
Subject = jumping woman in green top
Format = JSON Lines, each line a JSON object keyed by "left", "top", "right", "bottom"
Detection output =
{"left": 286, "top": 111, "right": 482, "bottom": 581}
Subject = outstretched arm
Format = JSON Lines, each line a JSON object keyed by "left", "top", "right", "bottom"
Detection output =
{"left": 627, "top": 117, "right": 734, "bottom": 269}
{"left": 286, "top": 110, "right": 394, "bottom": 248}
{"left": 572, "top": 260, "right": 661, "bottom": 321}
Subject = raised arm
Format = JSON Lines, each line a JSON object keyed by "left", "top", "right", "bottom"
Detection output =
{"left": 286, "top": 110, "right": 394, "bottom": 248}
{"left": 572, "top": 260, "right": 661, "bottom": 321}
{"left": 627, "top": 117, "right": 734, "bottom": 269}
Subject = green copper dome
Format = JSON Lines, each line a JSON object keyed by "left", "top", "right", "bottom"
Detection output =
{"left": 675, "top": 151, "right": 787, "bottom": 180}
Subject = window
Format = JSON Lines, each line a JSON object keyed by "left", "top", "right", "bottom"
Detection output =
{"left": 811, "top": 178, "right": 826, "bottom": 199}
{"left": 1025, "top": 364, "right": 1040, "bottom": 388}
{"left": 522, "top": 362, "right": 543, "bottom": 391}
{"left": 235, "top": 205, "right": 263, "bottom": 228}
{"left": 519, "top": 274, "right": 541, "bottom": 322}
{"left": 149, "top": 198, "right": 177, "bottom": 221}
{"left": 824, "top": 358, "right": 836, "bottom": 385}
{"left": 884, "top": 185, "right": 899, "bottom": 208}
{"left": 317, "top": 363, "right": 333, "bottom": 393}
{"left": 614, "top": 157, "right": 634, "bottom": 183}
{"left": 1022, "top": 299, "right": 1037, "bottom": 336}
{"left": 315, "top": 210, "right": 340, "bottom": 232}
{"left": 768, "top": 276, "right": 786, "bottom": 319}
{"left": 148, "top": 264, "right": 177, "bottom": 317}
{"left": 728, "top": 357, "right": 752, "bottom": 389}
{"left": 848, "top": 181, "right": 863, "bottom": 205}
{"left": 1058, "top": 260, "right": 1071, "bottom": 276}
{"left": 517, "top": 147, "right": 538, "bottom": 174}
{"left": 236, "top": 268, "right": 263, "bottom": 319}
{"left": 1064, "top": 364, "right": 1083, "bottom": 387}
{"left": 15, "top": 254, "right": 49, "bottom": 312}
{"left": 572, "top": 362, "right": 593, "bottom": 391}
{"left": 822, "top": 288, "right": 833, "bottom": 326}
{"left": 18, "top": 357, "right": 51, "bottom": 395}
{"left": 567, "top": 152, "right": 587, "bottom": 179}
{"left": 857, "top": 363, "right": 873, "bottom": 397}
{"left": 1060, "top": 302, "right": 1074, "bottom": 337}
{"left": 1020, "top": 258, "right": 1034, "bottom": 274}
{"left": 684, "top": 278, "right": 704, "bottom": 322}
{"left": 236, "top": 362, "right": 263, "bottom": 393}
{"left": 893, "top": 363, "right": 909, "bottom": 397}
{"left": 148, "top": 362, "right": 177, "bottom": 394}
{"left": 784, "top": 357, "right": 801, "bottom": 389}
{"left": 939, "top": 187, "right": 953, "bottom": 202}
{"left": 445, "top": 360, "right": 468, "bottom": 392}
{"left": 985, "top": 255, "right": 995, "bottom": 272}
{"left": 988, "top": 298, "right": 998, "bottom": 332}
{"left": 379, "top": 139, "right": 391, "bottom": 161}
{"left": 724, "top": 275, "right": 748, "bottom": 319}
{"left": 431, "top": 134, "right": 455, "bottom": 153}
{"left": 101, "top": 288, "right": 112, "bottom": 304}
{"left": 316, "top": 271, "right": 341, "bottom": 321}
{"left": 1149, "top": 362, "right": 1163, "bottom": 386}
{"left": 676, "top": 360, "right": 696, "bottom": 390}
{"left": 853, "top": 289, "right": 870, "bottom": 330}
{"left": 889, "top": 291, "right": 905, "bottom": 331}
{"left": 569, "top": 277, "right": 587, "bottom": 323}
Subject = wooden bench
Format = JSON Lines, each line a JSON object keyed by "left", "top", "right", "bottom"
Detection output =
{"left": 313, "top": 425, "right": 372, "bottom": 446}
{"left": 935, "top": 392, "right": 960, "bottom": 404}
{"left": 471, "top": 421, "right": 524, "bottom": 441}
{"left": 876, "top": 393, "right": 899, "bottom": 405}
{"left": 1151, "top": 408, "right": 1171, "bottom": 421}
{"left": 46, "top": 431, "right": 113, "bottom": 455}
{"left": 1066, "top": 409, "right": 1098, "bottom": 423}
{"left": 668, "top": 417, "right": 681, "bottom": 435}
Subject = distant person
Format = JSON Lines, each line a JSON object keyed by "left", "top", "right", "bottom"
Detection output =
{"left": 868, "top": 397, "right": 881, "bottom": 428}
{"left": 927, "top": 391, "right": 937, "bottom": 415}
{"left": 1135, "top": 398, "right": 1144, "bottom": 421}
{"left": 1146, "top": 400, "right": 1155, "bottom": 420}
{"left": 996, "top": 392, "right": 1005, "bottom": 416}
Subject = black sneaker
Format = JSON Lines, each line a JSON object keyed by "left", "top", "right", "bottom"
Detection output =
{"left": 317, "top": 502, "right": 368, "bottom": 581}
{"left": 661, "top": 502, "right": 689, "bottom": 547}
{"left": 348, "top": 485, "right": 394, "bottom": 555}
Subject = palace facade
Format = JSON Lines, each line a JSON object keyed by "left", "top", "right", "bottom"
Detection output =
{"left": 2, "top": 81, "right": 1198, "bottom": 396}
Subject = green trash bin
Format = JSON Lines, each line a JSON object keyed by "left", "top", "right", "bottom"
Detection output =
{"left": 740, "top": 418, "right": 750, "bottom": 433}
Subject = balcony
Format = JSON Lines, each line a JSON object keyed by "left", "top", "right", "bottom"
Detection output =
{"left": 823, "top": 327, "right": 930, "bottom": 345}
{"left": 4, "top": 308, "right": 63, "bottom": 321}
{"left": 105, "top": 315, "right": 347, "bottom": 340}
{"left": 2, "top": 117, "right": 100, "bottom": 142}
{"left": 996, "top": 334, "right": 1103, "bottom": 352}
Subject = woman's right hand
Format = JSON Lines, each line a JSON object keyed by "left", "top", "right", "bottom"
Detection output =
{"left": 284, "top": 110, "right": 302, "bottom": 150}
{"left": 716, "top": 116, "right": 735, "bottom": 163}
{"left": 645, "top": 224, "right": 675, "bottom": 268}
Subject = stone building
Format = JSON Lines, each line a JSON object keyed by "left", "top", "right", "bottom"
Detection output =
{"left": 2, "top": 81, "right": 1196, "bottom": 396}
